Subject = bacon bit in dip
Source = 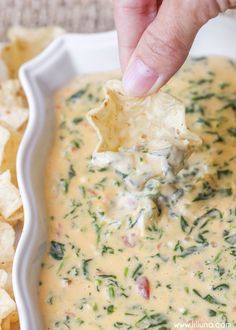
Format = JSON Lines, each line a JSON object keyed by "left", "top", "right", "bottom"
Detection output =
{"left": 136, "top": 276, "right": 150, "bottom": 300}
{"left": 122, "top": 233, "right": 137, "bottom": 247}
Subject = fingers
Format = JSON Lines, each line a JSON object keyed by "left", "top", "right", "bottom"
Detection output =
{"left": 122, "top": 0, "right": 222, "bottom": 97}
{"left": 216, "top": 0, "right": 236, "bottom": 11}
{"left": 114, "top": 0, "right": 160, "bottom": 70}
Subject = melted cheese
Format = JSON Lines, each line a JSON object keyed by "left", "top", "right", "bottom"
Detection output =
{"left": 39, "top": 57, "right": 236, "bottom": 330}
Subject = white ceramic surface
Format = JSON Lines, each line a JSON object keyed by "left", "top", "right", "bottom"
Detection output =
{"left": 15, "top": 13, "right": 236, "bottom": 330}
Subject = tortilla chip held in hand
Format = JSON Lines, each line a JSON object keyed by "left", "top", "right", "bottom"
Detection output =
{"left": 87, "top": 80, "right": 201, "bottom": 189}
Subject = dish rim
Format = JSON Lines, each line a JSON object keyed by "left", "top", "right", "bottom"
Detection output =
{"left": 13, "top": 30, "right": 118, "bottom": 330}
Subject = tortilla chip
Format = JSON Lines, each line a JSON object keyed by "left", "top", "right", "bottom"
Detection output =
{"left": 0, "top": 210, "right": 24, "bottom": 227}
{"left": 0, "top": 170, "right": 11, "bottom": 183}
{"left": 6, "top": 311, "right": 18, "bottom": 324}
{"left": 0, "top": 80, "right": 27, "bottom": 108}
{"left": 0, "top": 60, "right": 8, "bottom": 81}
{"left": 0, "top": 171, "right": 22, "bottom": 219}
{"left": 0, "top": 130, "right": 23, "bottom": 186}
{"left": 88, "top": 80, "right": 201, "bottom": 189}
{"left": 0, "top": 265, "right": 12, "bottom": 286}
{"left": 0, "top": 106, "right": 28, "bottom": 131}
{"left": 1, "top": 318, "right": 10, "bottom": 330}
{"left": 0, "top": 266, "right": 15, "bottom": 324}
{"left": 1, "top": 311, "right": 19, "bottom": 329}
{"left": 0, "top": 270, "right": 7, "bottom": 289}
{"left": 0, "top": 288, "right": 15, "bottom": 320}
{"left": 0, "top": 268, "right": 13, "bottom": 298}
{"left": 0, "top": 26, "right": 65, "bottom": 78}
{"left": 0, "top": 80, "right": 28, "bottom": 130}
{"left": 0, "top": 127, "right": 10, "bottom": 166}
{"left": 0, "top": 222, "right": 15, "bottom": 263}
{"left": 88, "top": 80, "right": 200, "bottom": 153}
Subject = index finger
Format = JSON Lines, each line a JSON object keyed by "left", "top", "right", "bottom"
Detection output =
{"left": 114, "top": 0, "right": 160, "bottom": 71}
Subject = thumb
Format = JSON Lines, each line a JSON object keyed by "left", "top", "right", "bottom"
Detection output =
{"left": 122, "top": 0, "right": 221, "bottom": 97}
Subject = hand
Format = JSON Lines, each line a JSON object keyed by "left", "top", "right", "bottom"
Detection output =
{"left": 114, "top": 0, "right": 236, "bottom": 96}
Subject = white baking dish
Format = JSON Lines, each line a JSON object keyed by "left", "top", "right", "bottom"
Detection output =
{"left": 14, "top": 13, "right": 236, "bottom": 330}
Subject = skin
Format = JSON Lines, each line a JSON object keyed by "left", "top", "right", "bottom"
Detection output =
{"left": 114, "top": 0, "right": 236, "bottom": 96}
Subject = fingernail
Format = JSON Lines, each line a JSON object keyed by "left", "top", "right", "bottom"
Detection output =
{"left": 123, "top": 58, "right": 161, "bottom": 97}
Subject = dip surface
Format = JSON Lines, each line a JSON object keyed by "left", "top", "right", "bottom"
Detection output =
{"left": 39, "top": 57, "right": 236, "bottom": 330}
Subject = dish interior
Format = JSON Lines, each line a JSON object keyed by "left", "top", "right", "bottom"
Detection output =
{"left": 38, "top": 57, "right": 236, "bottom": 329}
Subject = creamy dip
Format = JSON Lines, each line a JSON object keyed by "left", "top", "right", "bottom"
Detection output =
{"left": 39, "top": 57, "right": 236, "bottom": 330}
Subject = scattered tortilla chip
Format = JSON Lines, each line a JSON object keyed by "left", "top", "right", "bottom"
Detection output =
{"left": 0, "top": 170, "right": 22, "bottom": 219}
{"left": 0, "top": 210, "right": 24, "bottom": 227}
{"left": 0, "top": 130, "right": 23, "bottom": 186}
{"left": 0, "top": 80, "right": 27, "bottom": 108}
{"left": 0, "top": 288, "right": 15, "bottom": 321}
{"left": 0, "top": 26, "right": 65, "bottom": 78}
{"left": 0, "top": 80, "right": 28, "bottom": 130}
{"left": 1, "top": 311, "right": 19, "bottom": 330}
{"left": 0, "top": 170, "right": 10, "bottom": 183}
{"left": 0, "top": 222, "right": 15, "bottom": 262}
{"left": 6, "top": 311, "right": 19, "bottom": 324}
{"left": 1, "top": 318, "right": 10, "bottom": 330}
{"left": 0, "top": 60, "right": 8, "bottom": 81}
{"left": 0, "top": 265, "right": 13, "bottom": 297}
{"left": 0, "top": 269, "right": 12, "bottom": 297}
{"left": 0, "top": 270, "right": 7, "bottom": 289}
{"left": 88, "top": 80, "right": 201, "bottom": 189}
{"left": 0, "top": 106, "right": 28, "bottom": 131}
{"left": 0, "top": 127, "right": 10, "bottom": 166}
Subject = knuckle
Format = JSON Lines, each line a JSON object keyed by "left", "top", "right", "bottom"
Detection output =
{"left": 216, "top": 0, "right": 236, "bottom": 11}
{"left": 142, "top": 28, "right": 188, "bottom": 64}
{"left": 115, "top": 0, "right": 156, "bottom": 15}
{"left": 192, "top": 0, "right": 221, "bottom": 23}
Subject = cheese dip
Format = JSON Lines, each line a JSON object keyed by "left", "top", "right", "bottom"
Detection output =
{"left": 39, "top": 57, "right": 236, "bottom": 330}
